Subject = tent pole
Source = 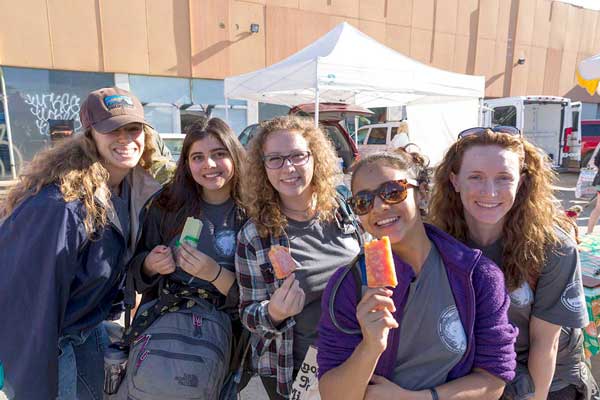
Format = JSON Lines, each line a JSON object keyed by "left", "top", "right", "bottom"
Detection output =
{"left": 314, "top": 87, "right": 320, "bottom": 128}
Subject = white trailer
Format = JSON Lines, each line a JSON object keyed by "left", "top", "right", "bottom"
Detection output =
{"left": 482, "top": 96, "right": 581, "bottom": 168}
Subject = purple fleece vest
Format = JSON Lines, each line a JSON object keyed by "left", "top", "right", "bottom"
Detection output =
{"left": 317, "top": 224, "right": 516, "bottom": 382}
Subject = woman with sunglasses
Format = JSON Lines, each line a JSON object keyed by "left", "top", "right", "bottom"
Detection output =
{"left": 429, "top": 127, "right": 597, "bottom": 400}
{"left": 235, "top": 116, "right": 361, "bottom": 399}
{"left": 317, "top": 149, "right": 517, "bottom": 400}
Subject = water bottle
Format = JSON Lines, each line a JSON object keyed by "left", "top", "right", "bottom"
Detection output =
{"left": 103, "top": 343, "right": 128, "bottom": 395}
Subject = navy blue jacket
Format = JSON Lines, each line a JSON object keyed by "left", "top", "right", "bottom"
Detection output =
{"left": 0, "top": 167, "right": 160, "bottom": 399}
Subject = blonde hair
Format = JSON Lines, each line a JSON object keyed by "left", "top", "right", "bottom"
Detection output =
{"left": 243, "top": 116, "right": 339, "bottom": 237}
{"left": 1, "top": 126, "right": 156, "bottom": 237}
{"left": 429, "top": 130, "right": 571, "bottom": 290}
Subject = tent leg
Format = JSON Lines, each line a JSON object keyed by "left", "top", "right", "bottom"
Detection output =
{"left": 314, "top": 88, "right": 320, "bottom": 128}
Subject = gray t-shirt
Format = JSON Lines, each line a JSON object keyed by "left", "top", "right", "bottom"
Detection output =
{"left": 468, "top": 229, "right": 588, "bottom": 391}
{"left": 392, "top": 244, "right": 467, "bottom": 390}
{"left": 170, "top": 198, "right": 238, "bottom": 294}
{"left": 286, "top": 216, "right": 360, "bottom": 367}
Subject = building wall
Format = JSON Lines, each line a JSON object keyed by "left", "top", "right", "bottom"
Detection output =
{"left": 0, "top": 0, "right": 599, "bottom": 102}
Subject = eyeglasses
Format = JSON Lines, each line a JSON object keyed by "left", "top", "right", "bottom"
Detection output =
{"left": 457, "top": 126, "right": 521, "bottom": 140}
{"left": 262, "top": 151, "right": 311, "bottom": 169}
{"left": 348, "top": 179, "right": 419, "bottom": 216}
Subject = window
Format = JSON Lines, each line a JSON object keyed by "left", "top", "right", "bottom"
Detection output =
{"left": 259, "top": 103, "right": 289, "bottom": 121}
{"left": 238, "top": 124, "right": 259, "bottom": 147}
{"left": 367, "top": 128, "right": 387, "bottom": 145}
{"left": 582, "top": 123, "right": 600, "bottom": 137}
{"left": 211, "top": 107, "right": 247, "bottom": 135}
{"left": 192, "top": 79, "right": 247, "bottom": 134}
{"left": 129, "top": 75, "right": 191, "bottom": 105}
{"left": 143, "top": 103, "right": 181, "bottom": 133}
{"left": 492, "top": 106, "right": 517, "bottom": 127}
{"left": 572, "top": 112, "right": 580, "bottom": 132}
{"left": 2, "top": 67, "right": 114, "bottom": 172}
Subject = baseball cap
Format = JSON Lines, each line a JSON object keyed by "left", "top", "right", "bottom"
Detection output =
{"left": 80, "top": 87, "right": 151, "bottom": 134}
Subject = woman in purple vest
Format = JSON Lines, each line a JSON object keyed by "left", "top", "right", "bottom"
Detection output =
{"left": 429, "top": 127, "right": 598, "bottom": 400}
{"left": 317, "top": 148, "right": 517, "bottom": 400}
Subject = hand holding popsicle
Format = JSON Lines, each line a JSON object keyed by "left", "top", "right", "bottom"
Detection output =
{"left": 177, "top": 242, "right": 221, "bottom": 281}
{"left": 356, "top": 287, "right": 398, "bottom": 354}
{"left": 267, "top": 274, "right": 305, "bottom": 325}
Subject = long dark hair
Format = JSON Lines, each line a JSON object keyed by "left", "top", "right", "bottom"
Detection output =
{"left": 156, "top": 118, "right": 246, "bottom": 238}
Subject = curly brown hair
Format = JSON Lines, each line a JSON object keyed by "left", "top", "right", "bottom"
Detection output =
{"left": 428, "top": 130, "right": 571, "bottom": 291}
{"left": 1, "top": 126, "right": 156, "bottom": 237}
{"left": 243, "top": 116, "right": 340, "bottom": 237}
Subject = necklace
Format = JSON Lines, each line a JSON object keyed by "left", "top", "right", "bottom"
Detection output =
{"left": 281, "top": 196, "right": 317, "bottom": 219}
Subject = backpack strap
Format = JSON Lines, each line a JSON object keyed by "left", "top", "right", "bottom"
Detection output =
{"left": 334, "top": 191, "right": 365, "bottom": 249}
{"left": 327, "top": 254, "right": 366, "bottom": 335}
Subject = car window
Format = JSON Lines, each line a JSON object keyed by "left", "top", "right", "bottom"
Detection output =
{"left": 238, "top": 124, "right": 258, "bottom": 146}
{"left": 357, "top": 128, "right": 369, "bottom": 144}
{"left": 163, "top": 138, "right": 184, "bottom": 161}
{"left": 367, "top": 128, "right": 387, "bottom": 145}
{"left": 492, "top": 106, "right": 517, "bottom": 127}
{"left": 324, "top": 126, "right": 346, "bottom": 151}
{"left": 582, "top": 123, "right": 600, "bottom": 137}
{"left": 390, "top": 127, "right": 399, "bottom": 140}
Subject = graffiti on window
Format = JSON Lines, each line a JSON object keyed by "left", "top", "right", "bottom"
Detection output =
{"left": 23, "top": 93, "right": 81, "bottom": 136}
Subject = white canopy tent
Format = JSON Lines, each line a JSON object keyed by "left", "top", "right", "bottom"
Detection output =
{"left": 224, "top": 22, "right": 485, "bottom": 165}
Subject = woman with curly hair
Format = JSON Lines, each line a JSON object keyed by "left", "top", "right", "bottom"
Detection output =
{"left": 318, "top": 149, "right": 517, "bottom": 400}
{"left": 0, "top": 87, "right": 161, "bottom": 400}
{"left": 235, "top": 116, "right": 361, "bottom": 399}
{"left": 429, "top": 127, "right": 598, "bottom": 400}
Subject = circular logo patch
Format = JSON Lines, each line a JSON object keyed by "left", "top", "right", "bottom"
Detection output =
{"left": 438, "top": 305, "right": 467, "bottom": 354}
{"left": 561, "top": 280, "right": 584, "bottom": 313}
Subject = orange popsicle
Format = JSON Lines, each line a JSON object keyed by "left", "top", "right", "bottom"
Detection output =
{"left": 268, "top": 245, "right": 297, "bottom": 279}
{"left": 364, "top": 236, "right": 398, "bottom": 288}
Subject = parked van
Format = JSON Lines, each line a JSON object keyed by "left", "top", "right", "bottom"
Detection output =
{"left": 356, "top": 121, "right": 409, "bottom": 157}
{"left": 482, "top": 96, "right": 581, "bottom": 168}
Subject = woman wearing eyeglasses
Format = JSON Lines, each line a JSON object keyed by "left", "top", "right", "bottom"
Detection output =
{"left": 317, "top": 149, "right": 517, "bottom": 400}
{"left": 429, "top": 127, "right": 598, "bottom": 400}
{"left": 235, "top": 116, "right": 361, "bottom": 399}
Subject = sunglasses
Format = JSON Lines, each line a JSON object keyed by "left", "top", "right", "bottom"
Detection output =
{"left": 457, "top": 126, "right": 521, "bottom": 140}
{"left": 349, "top": 179, "right": 419, "bottom": 216}
{"left": 262, "top": 151, "right": 311, "bottom": 169}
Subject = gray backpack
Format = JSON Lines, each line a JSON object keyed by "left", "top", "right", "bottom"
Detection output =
{"left": 116, "top": 297, "right": 232, "bottom": 400}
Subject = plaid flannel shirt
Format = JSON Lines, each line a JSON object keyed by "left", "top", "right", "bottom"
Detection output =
{"left": 235, "top": 221, "right": 295, "bottom": 397}
{"left": 235, "top": 199, "right": 363, "bottom": 398}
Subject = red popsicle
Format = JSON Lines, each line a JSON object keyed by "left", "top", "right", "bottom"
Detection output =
{"left": 268, "top": 245, "right": 297, "bottom": 279}
{"left": 364, "top": 236, "right": 398, "bottom": 288}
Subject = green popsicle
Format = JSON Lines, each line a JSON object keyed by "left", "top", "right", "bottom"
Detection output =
{"left": 176, "top": 217, "right": 203, "bottom": 247}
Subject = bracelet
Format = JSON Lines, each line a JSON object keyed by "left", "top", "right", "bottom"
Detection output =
{"left": 209, "top": 265, "right": 222, "bottom": 283}
{"left": 429, "top": 388, "right": 439, "bottom": 400}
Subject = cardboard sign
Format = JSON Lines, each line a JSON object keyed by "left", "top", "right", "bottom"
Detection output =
{"left": 290, "top": 345, "right": 320, "bottom": 400}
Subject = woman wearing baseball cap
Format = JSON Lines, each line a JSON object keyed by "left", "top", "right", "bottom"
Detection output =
{"left": 0, "top": 87, "right": 162, "bottom": 399}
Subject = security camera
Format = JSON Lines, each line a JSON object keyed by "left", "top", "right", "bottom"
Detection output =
{"left": 250, "top": 24, "right": 260, "bottom": 33}
{"left": 517, "top": 57, "right": 526, "bottom": 65}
